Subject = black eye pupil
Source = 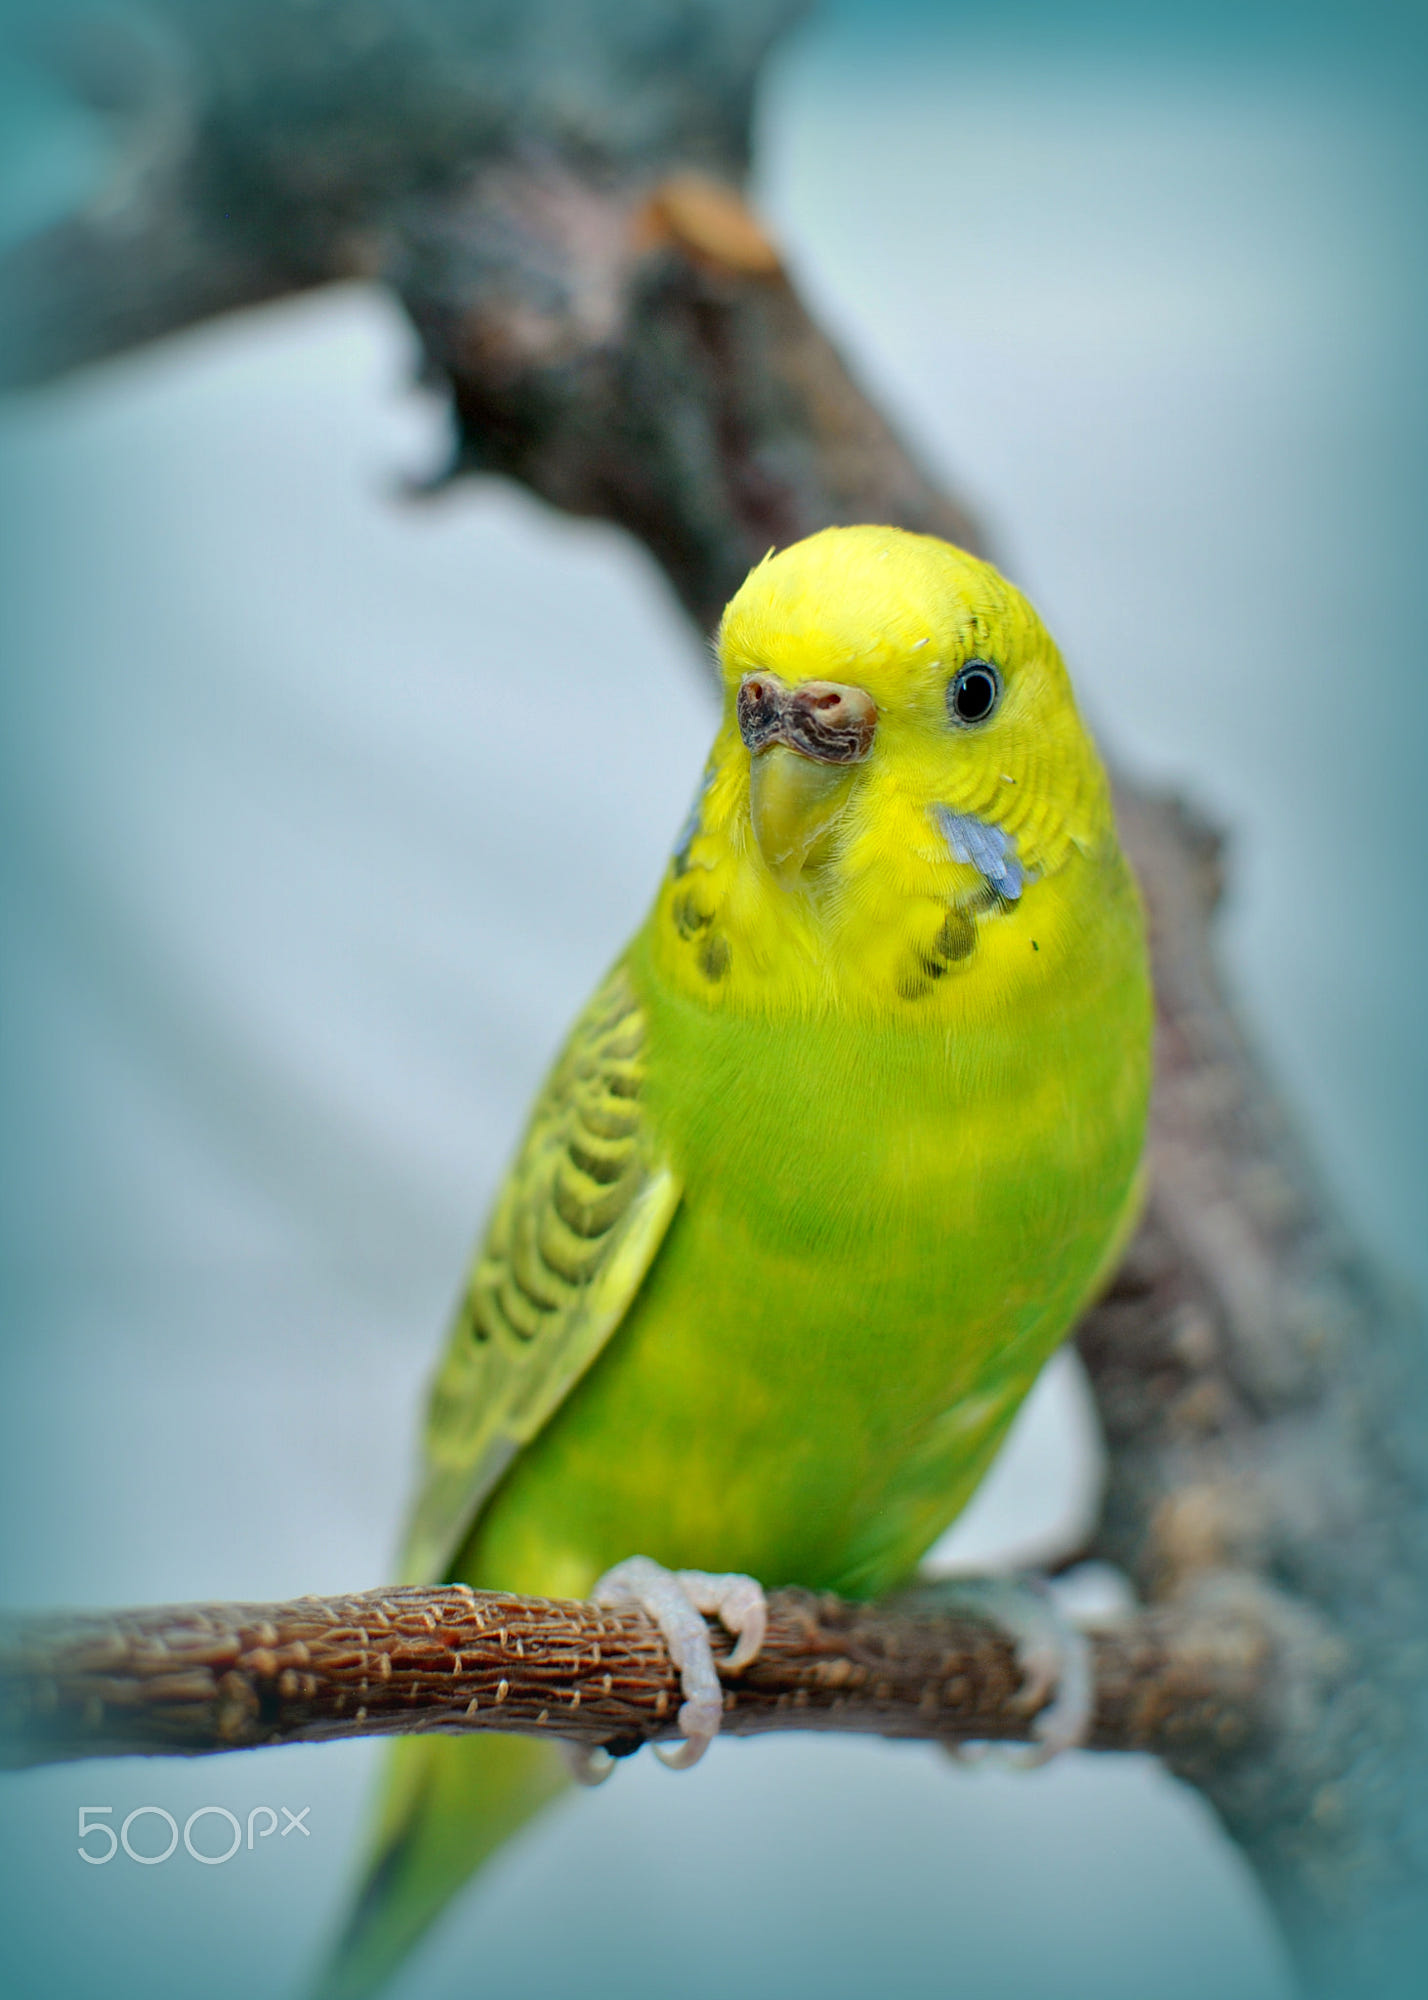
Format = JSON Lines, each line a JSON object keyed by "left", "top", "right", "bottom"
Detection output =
{"left": 951, "top": 664, "right": 998, "bottom": 724}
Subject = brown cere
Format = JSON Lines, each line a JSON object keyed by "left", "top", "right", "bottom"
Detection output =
{"left": 736, "top": 673, "right": 786, "bottom": 751}
{"left": 782, "top": 682, "right": 878, "bottom": 765}
{"left": 736, "top": 672, "right": 876, "bottom": 765}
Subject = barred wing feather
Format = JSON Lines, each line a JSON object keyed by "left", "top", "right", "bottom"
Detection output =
{"left": 400, "top": 965, "right": 680, "bottom": 1584}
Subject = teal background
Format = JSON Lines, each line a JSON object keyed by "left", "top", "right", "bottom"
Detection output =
{"left": 2, "top": 2, "right": 1425, "bottom": 1997}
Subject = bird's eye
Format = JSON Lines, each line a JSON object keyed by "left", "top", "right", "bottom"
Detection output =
{"left": 947, "top": 661, "right": 1001, "bottom": 726}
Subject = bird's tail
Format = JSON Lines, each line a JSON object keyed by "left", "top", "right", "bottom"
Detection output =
{"left": 313, "top": 1731, "right": 570, "bottom": 2000}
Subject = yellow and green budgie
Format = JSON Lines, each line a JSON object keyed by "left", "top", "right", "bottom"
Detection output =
{"left": 322, "top": 524, "right": 1151, "bottom": 1996}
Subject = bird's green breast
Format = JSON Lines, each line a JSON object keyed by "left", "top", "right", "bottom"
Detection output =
{"left": 458, "top": 845, "right": 1149, "bottom": 1604}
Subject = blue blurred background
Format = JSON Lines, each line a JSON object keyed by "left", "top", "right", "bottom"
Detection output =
{"left": 1, "top": 1, "right": 1425, "bottom": 1996}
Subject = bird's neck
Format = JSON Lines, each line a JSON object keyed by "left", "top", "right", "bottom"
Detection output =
{"left": 646, "top": 799, "right": 1131, "bottom": 1030}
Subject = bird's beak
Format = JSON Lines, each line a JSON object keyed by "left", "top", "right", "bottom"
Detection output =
{"left": 738, "top": 674, "right": 877, "bottom": 885}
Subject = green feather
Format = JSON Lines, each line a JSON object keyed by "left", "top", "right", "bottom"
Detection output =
{"left": 321, "top": 528, "right": 1152, "bottom": 1996}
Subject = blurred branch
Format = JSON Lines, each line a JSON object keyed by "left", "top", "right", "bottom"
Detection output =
{"left": 0, "top": 1581, "right": 1271, "bottom": 1768}
{"left": 1079, "top": 791, "right": 1428, "bottom": 1998}
{"left": 0, "top": 0, "right": 975, "bottom": 627}
{"left": 3, "top": 3, "right": 1426, "bottom": 1997}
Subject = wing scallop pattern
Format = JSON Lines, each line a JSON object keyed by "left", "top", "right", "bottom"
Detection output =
{"left": 400, "top": 965, "right": 680, "bottom": 1584}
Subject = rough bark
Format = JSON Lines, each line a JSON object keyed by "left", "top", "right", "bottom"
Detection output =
{"left": 1, "top": 4, "right": 1424, "bottom": 1997}
{"left": 0, "top": 1583, "right": 1272, "bottom": 1767}
{"left": 1081, "top": 790, "right": 1428, "bottom": 1998}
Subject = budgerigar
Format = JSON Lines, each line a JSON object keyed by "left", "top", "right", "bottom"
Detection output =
{"left": 321, "top": 525, "right": 1151, "bottom": 1996}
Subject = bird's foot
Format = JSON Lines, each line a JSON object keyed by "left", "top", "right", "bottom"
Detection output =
{"left": 916, "top": 1574, "right": 1094, "bottom": 1768}
{"left": 559, "top": 1741, "right": 618, "bottom": 1788}
{"left": 590, "top": 1555, "right": 768, "bottom": 1769}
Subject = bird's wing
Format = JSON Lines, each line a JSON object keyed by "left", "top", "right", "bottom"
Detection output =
{"left": 399, "top": 962, "right": 680, "bottom": 1584}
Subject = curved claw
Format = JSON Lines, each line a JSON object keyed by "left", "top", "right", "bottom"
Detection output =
{"left": 590, "top": 1555, "right": 768, "bottom": 1768}
{"left": 673, "top": 1567, "right": 768, "bottom": 1673}
{"left": 560, "top": 1742, "right": 617, "bottom": 1787}
{"left": 921, "top": 1575, "right": 1095, "bottom": 1769}
{"left": 653, "top": 1734, "right": 711, "bottom": 1771}
{"left": 1020, "top": 1602, "right": 1093, "bottom": 1768}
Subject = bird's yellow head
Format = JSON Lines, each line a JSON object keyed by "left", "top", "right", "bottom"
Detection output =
{"left": 653, "top": 524, "right": 1125, "bottom": 1018}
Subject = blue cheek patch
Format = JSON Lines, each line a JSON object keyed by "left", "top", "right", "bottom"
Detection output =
{"left": 933, "top": 806, "right": 1025, "bottom": 901}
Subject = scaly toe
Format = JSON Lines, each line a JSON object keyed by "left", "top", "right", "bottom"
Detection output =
{"left": 673, "top": 1568, "right": 768, "bottom": 1673}
{"left": 913, "top": 1574, "right": 1094, "bottom": 1769}
{"left": 590, "top": 1555, "right": 767, "bottom": 1766}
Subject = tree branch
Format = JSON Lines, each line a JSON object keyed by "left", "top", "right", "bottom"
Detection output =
{"left": 0, "top": 1583, "right": 1272, "bottom": 1770}
{"left": 3, "top": 3, "right": 1426, "bottom": 1994}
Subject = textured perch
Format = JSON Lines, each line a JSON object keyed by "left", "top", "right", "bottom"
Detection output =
{"left": 2, "top": 3, "right": 1426, "bottom": 1997}
{"left": 0, "top": 1583, "right": 1271, "bottom": 1769}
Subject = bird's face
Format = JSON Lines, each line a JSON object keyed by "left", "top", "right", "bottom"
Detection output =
{"left": 656, "top": 525, "right": 1117, "bottom": 1014}
{"left": 713, "top": 525, "right": 1107, "bottom": 898}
